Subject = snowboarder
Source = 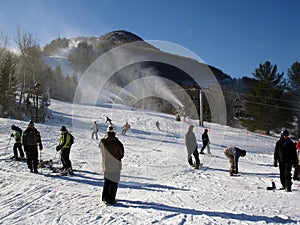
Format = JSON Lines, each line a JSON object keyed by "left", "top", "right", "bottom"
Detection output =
{"left": 56, "top": 126, "right": 74, "bottom": 175}
{"left": 22, "top": 121, "right": 43, "bottom": 173}
{"left": 99, "top": 125, "right": 124, "bottom": 205}
{"left": 185, "top": 125, "right": 200, "bottom": 169}
{"left": 11, "top": 125, "right": 25, "bottom": 160}
{"left": 155, "top": 121, "right": 160, "bottom": 131}
{"left": 293, "top": 139, "right": 300, "bottom": 181}
{"left": 274, "top": 130, "right": 297, "bottom": 192}
{"left": 200, "top": 128, "right": 211, "bottom": 154}
{"left": 121, "top": 122, "right": 131, "bottom": 135}
{"left": 91, "top": 121, "right": 99, "bottom": 140}
{"left": 224, "top": 146, "right": 246, "bottom": 176}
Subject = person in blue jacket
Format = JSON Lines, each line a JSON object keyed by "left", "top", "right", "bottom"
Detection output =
{"left": 224, "top": 146, "right": 246, "bottom": 176}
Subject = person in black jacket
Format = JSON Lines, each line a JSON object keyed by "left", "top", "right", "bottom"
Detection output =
{"left": 22, "top": 121, "right": 43, "bottom": 173}
{"left": 200, "top": 128, "right": 211, "bottom": 154}
{"left": 274, "top": 129, "right": 298, "bottom": 192}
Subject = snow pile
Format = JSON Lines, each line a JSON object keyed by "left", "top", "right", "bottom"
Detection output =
{"left": 0, "top": 99, "right": 299, "bottom": 224}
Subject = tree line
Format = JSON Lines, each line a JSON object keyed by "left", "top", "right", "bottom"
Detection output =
{"left": 0, "top": 30, "right": 80, "bottom": 120}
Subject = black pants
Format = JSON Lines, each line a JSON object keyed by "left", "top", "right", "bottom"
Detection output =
{"left": 25, "top": 145, "right": 38, "bottom": 172}
{"left": 188, "top": 148, "right": 200, "bottom": 166}
{"left": 293, "top": 164, "right": 299, "bottom": 180}
{"left": 61, "top": 148, "right": 72, "bottom": 169}
{"left": 279, "top": 162, "right": 293, "bottom": 188}
{"left": 13, "top": 143, "right": 24, "bottom": 158}
{"left": 102, "top": 178, "right": 118, "bottom": 204}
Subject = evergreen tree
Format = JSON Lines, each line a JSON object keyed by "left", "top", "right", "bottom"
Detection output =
{"left": 287, "top": 61, "right": 300, "bottom": 136}
{"left": 242, "top": 61, "right": 292, "bottom": 134}
{"left": 0, "top": 52, "right": 17, "bottom": 115}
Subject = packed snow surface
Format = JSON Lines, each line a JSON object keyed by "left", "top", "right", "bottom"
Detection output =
{"left": 0, "top": 100, "right": 299, "bottom": 225}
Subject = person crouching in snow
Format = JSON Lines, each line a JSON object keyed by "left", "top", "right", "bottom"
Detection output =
{"left": 224, "top": 146, "right": 246, "bottom": 176}
{"left": 185, "top": 125, "right": 200, "bottom": 169}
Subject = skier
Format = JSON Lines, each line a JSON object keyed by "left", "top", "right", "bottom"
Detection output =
{"left": 293, "top": 139, "right": 300, "bottom": 181}
{"left": 274, "top": 130, "right": 297, "bottom": 192}
{"left": 224, "top": 146, "right": 246, "bottom": 176}
{"left": 200, "top": 128, "right": 211, "bottom": 154}
{"left": 56, "top": 126, "right": 74, "bottom": 175}
{"left": 22, "top": 121, "right": 43, "bottom": 173}
{"left": 185, "top": 125, "right": 200, "bottom": 169}
{"left": 121, "top": 122, "right": 131, "bottom": 135}
{"left": 11, "top": 125, "right": 25, "bottom": 160}
{"left": 99, "top": 125, "right": 124, "bottom": 205}
{"left": 105, "top": 116, "right": 112, "bottom": 125}
{"left": 155, "top": 121, "right": 160, "bottom": 131}
{"left": 91, "top": 121, "right": 99, "bottom": 140}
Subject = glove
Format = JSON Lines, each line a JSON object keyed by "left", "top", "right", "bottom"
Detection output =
{"left": 11, "top": 133, "right": 14, "bottom": 137}
{"left": 274, "top": 160, "right": 278, "bottom": 167}
{"left": 56, "top": 145, "right": 62, "bottom": 151}
{"left": 39, "top": 144, "right": 43, "bottom": 150}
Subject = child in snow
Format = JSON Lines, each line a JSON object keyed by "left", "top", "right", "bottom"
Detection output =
{"left": 200, "top": 128, "right": 211, "bottom": 154}
{"left": 121, "top": 122, "right": 131, "bottom": 135}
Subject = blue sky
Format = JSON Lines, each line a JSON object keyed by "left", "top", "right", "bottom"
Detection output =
{"left": 0, "top": 0, "right": 299, "bottom": 78}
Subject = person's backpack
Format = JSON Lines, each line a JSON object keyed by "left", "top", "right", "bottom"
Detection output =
{"left": 68, "top": 132, "right": 74, "bottom": 146}
{"left": 12, "top": 125, "right": 22, "bottom": 136}
{"left": 26, "top": 130, "right": 39, "bottom": 145}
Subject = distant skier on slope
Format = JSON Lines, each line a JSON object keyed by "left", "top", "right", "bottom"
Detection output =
{"left": 91, "top": 121, "right": 99, "bottom": 140}
{"left": 224, "top": 146, "right": 246, "bottom": 176}
{"left": 185, "top": 125, "right": 200, "bottom": 169}
{"left": 121, "top": 122, "right": 131, "bottom": 135}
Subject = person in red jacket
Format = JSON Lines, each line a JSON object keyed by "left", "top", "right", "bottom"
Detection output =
{"left": 293, "top": 139, "right": 300, "bottom": 181}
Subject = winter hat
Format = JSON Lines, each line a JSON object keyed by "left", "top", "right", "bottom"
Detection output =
{"left": 107, "top": 125, "right": 116, "bottom": 133}
{"left": 281, "top": 129, "right": 289, "bottom": 136}
{"left": 28, "top": 121, "right": 34, "bottom": 126}
{"left": 241, "top": 150, "right": 246, "bottom": 157}
{"left": 11, "top": 125, "right": 16, "bottom": 130}
{"left": 60, "top": 126, "right": 67, "bottom": 131}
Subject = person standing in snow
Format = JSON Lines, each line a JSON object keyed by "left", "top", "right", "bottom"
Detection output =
{"left": 99, "top": 125, "right": 124, "bottom": 205}
{"left": 200, "top": 128, "right": 211, "bottom": 154}
{"left": 224, "top": 146, "right": 246, "bottom": 176}
{"left": 185, "top": 125, "right": 200, "bottom": 169}
{"left": 56, "top": 126, "right": 74, "bottom": 175}
{"left": 121, "top": 122, "right": 131, "bottom": 135}
{"left": 293, "top": 139, "right": 300, "bottom": 181}
{"left": 274, "top": 130, "right": 297, "bottom": 192}
{"left": 91, "top": 121, "right": 99, "bottom": 140}
{"left": 11, "top": 125, "right": 25, "bottom": 160}
{"left": 22, "top": 121, "right": 43, "bottom": 173}
{"left": 105, "top": 116, "right": 112, "bottom": 125}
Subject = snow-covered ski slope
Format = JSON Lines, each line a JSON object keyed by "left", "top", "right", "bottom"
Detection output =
{"left": 0, "top": 99, "right": 299, "bottom": 225}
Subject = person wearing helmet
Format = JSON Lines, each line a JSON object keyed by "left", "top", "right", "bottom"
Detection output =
{"left": 224, "top": 146, "right": 246, "bottom": 176}
{"left": 56, "top": 126, "right": 74, "bottom": 175}
{"left": 22, "top": 121, "right": 43, "bottom": 173}
{"left": 99, "top": 125, "right": 124, "bottom": 205}
{"left": 274, "top": 129, "right": 297, "bottom": 192}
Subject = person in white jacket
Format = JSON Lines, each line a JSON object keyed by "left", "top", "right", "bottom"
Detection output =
{"left": 91, "top": 121, "right": 99, "bottom": 140}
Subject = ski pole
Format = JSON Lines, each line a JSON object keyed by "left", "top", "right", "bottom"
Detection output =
{"left": 4, "top": 137, "right": 12, "bottom": 156}
{"left": 38, "top": 143, "right": 43, "bottom": 174}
